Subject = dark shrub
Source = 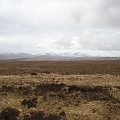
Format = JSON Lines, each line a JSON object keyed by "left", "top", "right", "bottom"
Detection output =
{"left": 78, "top": 86, "right": 105, "bottom": 92}
{"left": 115, "top": 86, "right": 120, "bottom": 90}
{"left": 1, "top": 85, "right": 14, "bottom": 92}
{"left": 68, "top": 85, "right": 80, "bottom": 93}
{"left": 21, "top": 97, "right": 38, "bottom": 109}
{"left": 30, "top": 72, "right": 37, "bottom": 76}
{"left": 35, "top": 83, "right": 65, "bottom": 95}
{"left": 18, "top": 85, "right": 31, "bottom": 95}
{"left": 1, "top": 107, "right": 20, "bottom": 120}
{"left": 46, "top": 114, "right": 60, "bottom": 120}
{"left": 24, "top": 111, "right": 45, "bottom": 120}
{"left": 0, "top": 113, "right": 3, "bottom": 120}
{"left": 42, "top": 70, "right": 50, "bottom": 74}
{"left": 46, "top": 110, "right": 67, "bottom": 120}
{"left": 68, "top": 85, "right": 111, "bottom": 101}
{"left": 57, "top": 93, "right": 65, "bottom": 100}
{"left": 68, "top": 85, "right": 105, "bottom": 93}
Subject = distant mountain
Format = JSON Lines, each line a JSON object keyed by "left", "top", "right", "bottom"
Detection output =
{"left": 25, "top": 53, "right": 120, "bottom": 61}
{"left": 24, "top": 54, "right": 78, "bottom": 61}
{"left": 0, "top": 53, "right": 33, "bottom": 60}
{"left": 0, "top": 53, "right": 120, "bottom": 61}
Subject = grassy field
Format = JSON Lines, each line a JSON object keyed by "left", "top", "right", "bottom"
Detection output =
{"left": 0, "top": 60, "right": 120, "bottom": 120}
{"left": 0, "top": 60, "right": 120, "bottom": 75}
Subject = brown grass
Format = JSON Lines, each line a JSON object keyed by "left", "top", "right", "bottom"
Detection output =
{"left": 0, "top": 60, "right": 120, "bottom": 120}
{"left": 0, "top": 60, "right": 120, "bottom": 75}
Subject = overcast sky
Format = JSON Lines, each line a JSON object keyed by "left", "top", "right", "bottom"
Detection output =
{"left": 0, "top": 0, "right": 120, "bottom": 56}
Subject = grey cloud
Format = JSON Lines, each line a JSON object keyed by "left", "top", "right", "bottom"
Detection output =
{"left": 79, "top": 30, "right": 120, "bottom": 51}
{"left": 72, "top": 0, "right": 120, "bottom": 28}
{"left": 99, "top": 0, "right": 120, "bottom": 27}
{"left": 0, "top": 42, "right": 23, "bottom": 53}
{"left": 1, "top": 0, "right": 120, "bottom": 33}
{"left": 55, "top": 35, "right": 74, "bottom": 49}
{"left": 0, "top": 0, "right": 120, "bottom": 56}
{"left": 54, "top": 29, "right": 120, "bottom": 51}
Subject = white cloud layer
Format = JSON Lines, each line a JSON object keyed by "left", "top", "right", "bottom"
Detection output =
{"left": 0, "top": 0, "right": 120, "bottom": 56}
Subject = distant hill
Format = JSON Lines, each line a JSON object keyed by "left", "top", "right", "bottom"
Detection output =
{"left": 0, "top": 53, "right": 120, "bottom": 61}
{"left": 24, "top": 54, "right": 78, "bottom": 61}
{"left": 0, "top": 53, "right": 32, "bottom": 60}
{"left": 24, "top": 53, "right": 120, "bottom": 61}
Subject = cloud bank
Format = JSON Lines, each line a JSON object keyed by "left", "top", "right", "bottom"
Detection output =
{"left": 0, "top": 0, "right": 120, "bottom": 56}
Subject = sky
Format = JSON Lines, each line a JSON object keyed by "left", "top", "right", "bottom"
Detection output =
{"left": 0, "top": 0, "right": 120, "bottom": 56}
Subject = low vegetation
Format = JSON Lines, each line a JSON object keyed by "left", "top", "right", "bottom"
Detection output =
{"left": 0, "top": 60, "right": 120, "bottom": 75}
{"left": 0, "top": 61, "right": 120, "bottom": 119}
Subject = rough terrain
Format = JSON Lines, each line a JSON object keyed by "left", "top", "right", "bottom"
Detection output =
{"left": 0, "top": 60, "right": 120, "bottom": 120}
